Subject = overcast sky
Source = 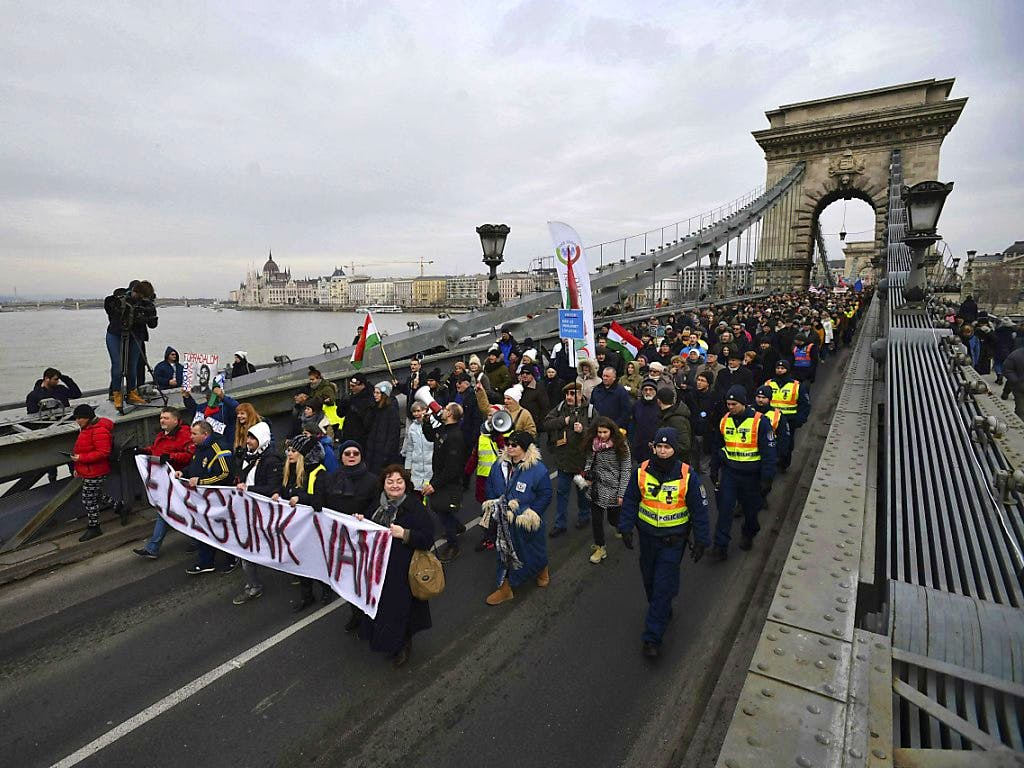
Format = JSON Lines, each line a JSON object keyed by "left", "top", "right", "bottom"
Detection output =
{"left": 2, "top": 0, "right": 1021, "bottom": 298}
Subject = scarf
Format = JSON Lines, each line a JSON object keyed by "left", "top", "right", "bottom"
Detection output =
{"left": 492, "top": 496, "right": 524, "bottom": 572}
{"left": 371, "top": 491, "right": 405, "bottom": 527}
{"left": 333, "top": 461, "right": 368, "bottom": 496}
{"left": 591, "top": 437, "right": 614, "bottom": 453}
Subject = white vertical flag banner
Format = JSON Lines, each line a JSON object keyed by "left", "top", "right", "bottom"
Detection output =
{"left": 547, "top": 221, "right": 596, "bottom": 362}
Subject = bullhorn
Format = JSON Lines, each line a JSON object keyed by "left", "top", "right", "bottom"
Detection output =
{"left": 487, "top": 408, "right": 513, "bottom": 434}
{"left": 414, "top": 386, "right": 444, "bottom": 422}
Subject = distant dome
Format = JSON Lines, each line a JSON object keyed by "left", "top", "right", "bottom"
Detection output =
{"left": 262, "top": 251, "right": 279, "bottom": 274}
{"left": 331, "top": 265, "right": 347, "bottom": 277}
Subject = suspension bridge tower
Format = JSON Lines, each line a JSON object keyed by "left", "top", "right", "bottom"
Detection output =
{"left": 752, "top": 79, "right": 967, "bottom": 291}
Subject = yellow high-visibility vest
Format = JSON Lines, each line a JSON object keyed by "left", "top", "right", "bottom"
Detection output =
{"left": 307, "top": 464, "right": 326, "bottom": 495}
{"left": 766, "top": 379, "right": 800, "bottom": 416}
{"left": 637, "top": 460, "right": 691, "bottom": 528}
{"left": 719, "top": 412, "right": 763, "bottom": 462}
{"left": 322, "top": 403, "right": 345, "bottom": 430}
{"left": 477, "top": 434, "right": 499, "bottom": 477}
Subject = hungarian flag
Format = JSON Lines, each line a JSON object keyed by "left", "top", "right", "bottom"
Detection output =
{"left": 607, "top": 321, "right": 641, "bottom": 362}
{"left": 351, "top": 313, "right": 381, "bottom": 369}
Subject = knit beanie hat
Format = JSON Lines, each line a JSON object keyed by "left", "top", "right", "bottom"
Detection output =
{"left": 504, "top": 384, "right": 523, "bottom": 403}
{"left": 656, "top": 388, "right": 675, "bottom": 405}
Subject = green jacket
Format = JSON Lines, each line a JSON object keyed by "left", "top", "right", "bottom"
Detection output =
{"left": 542, "top": 399, "right": 596, "bottom": 473}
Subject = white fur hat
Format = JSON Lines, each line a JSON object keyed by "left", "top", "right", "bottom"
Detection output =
{"left": 504, "top": 384, "right": 523, "bottom": 403}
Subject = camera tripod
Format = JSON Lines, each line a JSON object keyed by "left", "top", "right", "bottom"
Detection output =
{"left": 115, "top": 329, "right": 168, "bottom": 415}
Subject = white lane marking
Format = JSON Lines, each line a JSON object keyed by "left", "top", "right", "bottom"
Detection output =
{"left": 52, "top": 463, "right": 560, "bottom": 763}
{"left": 50, "top": 600, "right": 346, "bottom": 768}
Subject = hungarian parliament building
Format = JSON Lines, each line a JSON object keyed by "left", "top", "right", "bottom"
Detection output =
{"left": 230, "top": 252, "right": 557, "bottom": 309}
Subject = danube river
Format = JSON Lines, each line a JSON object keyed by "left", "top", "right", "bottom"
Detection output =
{"left": 0, "top": 306, "right": 445, "bottom": 405}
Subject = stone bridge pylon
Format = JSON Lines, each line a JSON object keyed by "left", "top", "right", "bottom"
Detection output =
{"left": 752, "top": 78, "right": 967, "bottom": 290}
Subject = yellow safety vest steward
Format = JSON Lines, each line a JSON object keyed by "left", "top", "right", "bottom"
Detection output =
{"left": 637, "top": 460, "right": 691, "bottom": 528}
{"left": 719, "top": 412, "right": 764, "bottom": 463}
{"left": 766, "top": 379, "right": 800, "bottom": 416}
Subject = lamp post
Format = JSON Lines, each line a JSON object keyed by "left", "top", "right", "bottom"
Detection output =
{"left": 709, "top": 249, "right": 721, "bottom": 300}
{"left": 902, "top": 181, "right": 954, "bottom": 304}
{"left": 477, "top": 224, "right": 510, "bottom": 306}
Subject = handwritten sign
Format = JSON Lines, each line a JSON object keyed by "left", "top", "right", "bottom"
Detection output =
{"left": 136, "top": 456, "right": 392, "bottom": 617}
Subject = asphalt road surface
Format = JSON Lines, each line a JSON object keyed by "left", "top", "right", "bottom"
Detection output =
{"left": 0, "top": 350, "right": 851, "bottom": 768}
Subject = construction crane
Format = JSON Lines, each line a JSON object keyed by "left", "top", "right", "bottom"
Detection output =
{"left": 341, "top": 256, "right": 435, "bottom": 277}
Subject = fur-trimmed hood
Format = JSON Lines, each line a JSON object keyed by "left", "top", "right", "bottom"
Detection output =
{"left": 497, "top": 442, "right": 541, "bottom": 468}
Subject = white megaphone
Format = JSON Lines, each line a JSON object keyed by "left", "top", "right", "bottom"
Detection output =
{"left": 414, "top": 386, "right": 444, "bottom": 425}
{"left": 487, "top": 408, "right": 513, "bottom": 435}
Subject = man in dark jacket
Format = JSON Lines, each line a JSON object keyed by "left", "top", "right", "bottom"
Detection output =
{"left": 543, "top": 383, "right": 596, "bottom": 535}
{"left": 449, "top": 373, "right": 483, "bottom": 448}
{"left": 713, "top": 355, "right": 754, "bottom": 406}
{"left": 395, "top": 356, "right": 424, "bottom": 418}
{"left": 179, "top": 421, "right": 237, "bottom": 575}
{"left": 630, "top": 379, "right": 661, "bottom": 465}
{"left": 590, "top": 366, "right": 633, "bottom": 431}
{"left": 337, "top": 373, "right": 374, "bottom": 447}
{"left": 1002, "top": 345, "right": 1024, "bottom": 420}
{"left": 517, "top": 365, "right": 550, "bottom": 432}
{"left": 423, "top": 402, "right": 467, "bottom": 563}
{"left": 655, "top": 388, "right": 692, "bottom": 464}
{"left": 26, "top": 368, "right": 82, "bottom": 414}
{"left": 153, "top": 348, "right": 184, "bottom": 390}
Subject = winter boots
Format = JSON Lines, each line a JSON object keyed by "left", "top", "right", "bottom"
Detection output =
{"left": 127, "top": 389, "right": 146, "bottom": 405}
{"left": 78, "top": 525, "right": 102, "bottom": 542}
{"left": 535, "top": 566, "right": 550, "bottom": 587}
{"left": 486, "top": 579, "right": 514, "bottom": 605}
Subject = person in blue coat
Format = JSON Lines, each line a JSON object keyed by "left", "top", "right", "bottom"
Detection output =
{"left": 482, "top": 431, "right": 553, "bottom": 605}
{"left": 589, "top": 366, "right": 633, "bottom": 431}
{"left": 153, "top": 347, "right": 184, "bottom": 390}
{"left": 618, "top": 427, "right": 711, "bottom": 658}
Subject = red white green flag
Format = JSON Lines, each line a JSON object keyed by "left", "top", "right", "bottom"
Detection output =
{"left": 351, "top": 313, "right": 381, "bottom": 369}
{"left": 607, "top": 320, "right": 641, "bottom": 362}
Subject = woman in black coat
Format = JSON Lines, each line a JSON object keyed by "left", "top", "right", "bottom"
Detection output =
{"left": 363, "top": 382, "right": 401, "bottom": 473}
{"left": 354, "top": 464, "right": 434, "bottom": 667}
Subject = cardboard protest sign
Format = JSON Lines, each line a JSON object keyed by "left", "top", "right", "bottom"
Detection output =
{"left": 182, "top": 352, "right": 219, "bottom": 395}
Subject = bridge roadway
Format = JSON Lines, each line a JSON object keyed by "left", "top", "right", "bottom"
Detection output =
{"left": 0, "top": 348, "right": 856, "bottom": 768}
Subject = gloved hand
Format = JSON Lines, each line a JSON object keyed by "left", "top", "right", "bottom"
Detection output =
{"left": 159, "top": 453, "right": 171, "bottom": 465}
{"left": 621, "top": 531, "right": 634, "bottom": 550}
{"left": 759, "top": 478, "right": 773, "bottom": 497}
{"left": 690, "top": 541, "right": 706, "bottom": 563}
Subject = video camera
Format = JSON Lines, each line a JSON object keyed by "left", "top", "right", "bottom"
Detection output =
{"left": 106, "top": 282, "right": 157, "bottom": 334}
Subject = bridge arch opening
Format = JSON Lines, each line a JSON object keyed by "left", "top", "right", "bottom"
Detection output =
{"left": 813, "top": 193, "right": 878, "bottom": 285}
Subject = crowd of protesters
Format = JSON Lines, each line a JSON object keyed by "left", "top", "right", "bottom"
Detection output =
{"left": 72, "top": 281, "right": 1024, "bottom": 661}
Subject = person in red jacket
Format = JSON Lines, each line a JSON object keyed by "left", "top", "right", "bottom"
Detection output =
{"left": 70, "top": 404, "right": 115, "bottom": 542}
{"left": 133, "top": 407, "right": 196, "bottom": 559}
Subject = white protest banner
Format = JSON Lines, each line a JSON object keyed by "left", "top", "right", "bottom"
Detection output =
{"left": 136, "top": 456, "right": 392, "bottom": 618}
{"left": 548, "top": 221, "right": 596, "bottom": 362}
{"left": 182, "top": 352, "right": 219, "bottom": 395}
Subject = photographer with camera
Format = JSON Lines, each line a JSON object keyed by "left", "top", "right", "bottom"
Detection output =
{"left": 103, "top": 280, "right": 158, "bottom": 410}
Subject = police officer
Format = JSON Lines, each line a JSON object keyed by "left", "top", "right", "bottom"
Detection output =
{"left": 752, "top": 384, "right": 791, "bottom": 472}
{"left": 764, "top": 358, "right": 810, "bottom": 452}
{"left": 618, "top": 427, "right": 711, "bottom": 659}
{"left": 709, "top": 385, "right": 776, "bottom": 559}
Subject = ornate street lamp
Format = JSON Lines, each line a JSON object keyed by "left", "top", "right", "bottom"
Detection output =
{"left": 902, "top": 181, "right": 954, "bottom": 303}
{"left": 477, "top": 223, "right": 510, "bottom": 306}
